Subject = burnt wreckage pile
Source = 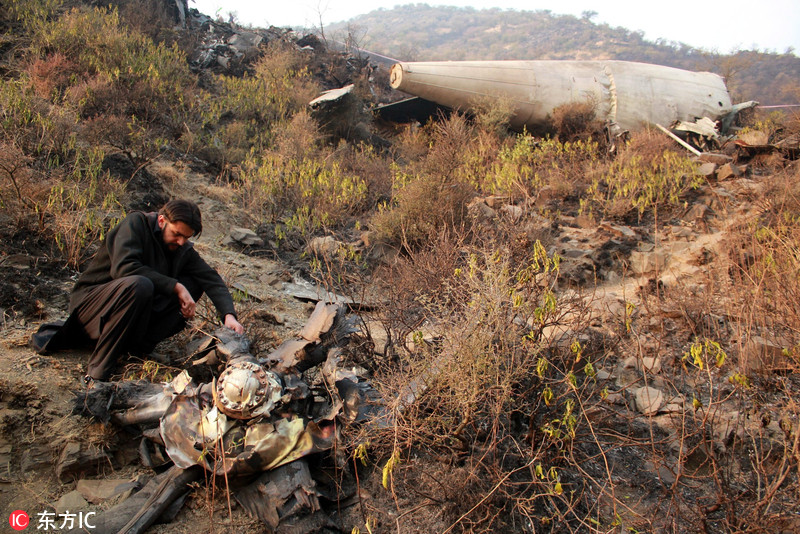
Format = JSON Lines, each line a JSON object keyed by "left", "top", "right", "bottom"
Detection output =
{"left": 71, "top": 302, "right": 379, "bottom": 533}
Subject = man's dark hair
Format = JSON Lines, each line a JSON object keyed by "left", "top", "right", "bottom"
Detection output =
{"left": 159, "top": 199, "right": 202, "bottom": 237}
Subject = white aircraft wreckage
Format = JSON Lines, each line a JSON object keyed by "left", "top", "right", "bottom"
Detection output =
{"left": 384, "top": 60, "right": 758, "bottom": 137}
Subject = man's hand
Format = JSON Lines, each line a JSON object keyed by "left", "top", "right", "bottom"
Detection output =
{"left": 174, "top": 282, "right": 196, "bottom": 319}
{"left": 224, "top": 314, "right": 244, "bottom": 334}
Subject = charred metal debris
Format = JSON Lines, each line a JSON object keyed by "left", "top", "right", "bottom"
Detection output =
{"left": 71, "top": 302, "right": 382, "bottom": 534}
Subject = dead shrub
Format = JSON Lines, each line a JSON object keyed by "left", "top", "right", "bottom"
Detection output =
{"left": 391, "top": 122, "right": 430, "bottom": 164}
{"left": 373, "top": 229, "right": 471, "bottom": 334}
{"left": 584, "top": 128, "right": 701, "bottom": 223}
{"left": 469, "top": 93, "right": 516, "bottom": 137}
{"left": 0, "top": 142, "right": 49, "bottom": 227}
{"left": 37, "top": 105, "right": 79, "bottom": 164}
{"left": 725, "top": 163, "right": 800, "bottom": 372}
{"left": 64, "top": 75, "right": 120, "bottom": 118}
{"left": 424, "top": 113, "right": 474, "bottom": 178}
{"left": 81, "top": 113, "right": 165, "bottom": 167}
{"left": 355, "top": 244, "right": 615, "bottom": 532}
{"left": 273, "top": 111, "right": 321, "bottom": 161}
{"left": 547, "top": 98, "right": 604, "bottom": 142}
{"left": 370, "top": 171, "right": 475, "bottom": 250}
{"left": 252, "top": 41, "right": 320, "bottom": 117}
{"left": 28, "top": 53, "right": 83, "bottom": 102}
{"left": 372, "top": 114, "right": 478, "bottom": 248}
{"left": 332, "top": 141, "right": 393, "bottom": 210}
{"left": 112, "top": 0, "right": 179, "bottom": 44}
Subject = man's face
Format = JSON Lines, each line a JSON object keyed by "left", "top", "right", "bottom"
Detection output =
{"left": 158, "top": 214, "right": 194, "bottom": 251}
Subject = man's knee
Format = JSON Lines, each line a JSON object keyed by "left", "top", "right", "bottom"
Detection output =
{"left": 124, "top": 275, "right": 154, "bottom": 303}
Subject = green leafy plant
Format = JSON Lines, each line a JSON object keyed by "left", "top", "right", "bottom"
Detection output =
{"left": 584, "top": 130, "right": 701, "bottom": 221}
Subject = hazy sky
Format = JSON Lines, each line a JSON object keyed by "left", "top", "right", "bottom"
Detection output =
{"left": 190, "top": 0, "right": 800, "bottom": 55}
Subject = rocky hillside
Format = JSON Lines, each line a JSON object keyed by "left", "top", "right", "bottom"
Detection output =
{"left": 1, "top": 1, "right": 799, "bottom": 533}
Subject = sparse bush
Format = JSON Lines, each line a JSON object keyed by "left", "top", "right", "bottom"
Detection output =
{"left": 355, "top": 244, "right": 624, "bottom": 532}
{"left": 0, "top": 142, "right": 48, "bottom": 227}
{"left": 469, "top": 93, "right": 516, "bottom": 137}
{"left": 31, "top": 5, "right": 194, "bottom": 133}
{"left": 44, "top": 145, "right": 125, "bottom": 267}
{"left": 272, "top": 111, "right": 321, "bottom": 161}
{"left": 725, "top": 163, "right": 800, "bottom": 371}
{"left": 332, "top": 141, "right": 393, "bottom": 209}
{"left": 27, "top": 52, "right": 82, "bottom": 101}
{"left": 237, "top": 152, "right": 367, "bottom": 237}
{"left": 475, "top": 134, "right": 601, "bottom": 203}
{"left": 372, "top": 114, "right": 478, "bottom": 248}
{"left": 198, "top": 42, "right": 319, "bottom": 167}
{"left": 6, "top": 0, "right": 62, "bottom": 31}
{"left": 371, "top": 168, "right": 474, "bottom": 250}
{"left": 583, "top": 129, "right": 701, "bottom": 222}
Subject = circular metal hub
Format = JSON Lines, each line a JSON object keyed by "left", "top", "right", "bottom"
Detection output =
{"left": 215, "top": 361, "right": 282, "bottom": 419}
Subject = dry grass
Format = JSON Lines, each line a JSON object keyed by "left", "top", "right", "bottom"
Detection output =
{"left": 3, "top": 4, "right": 799, "bottom": 533}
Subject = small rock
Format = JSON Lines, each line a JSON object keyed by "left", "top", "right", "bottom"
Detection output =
{"left": 363, "top": 320, "right": 391, "bottom": 355}
{"left": 500, "top": 204, "right": 524, "bottom": 221}
{"left": 594, "top": 366, "right": 613, "bottom": 381}
{"left": 670, "top": 225, "right": 693, "bottom": 238}
{"left": 485, "top": 195, "right": 510, "bottom": 209}
{"left": 682, "top": 203, "right": 710, "bottom": 223}
{"left": 601, "top": 223, "right": 637, "bottom": 239}
{"left": 21, "top": 444, "right": 52, "bottom": 473}
{"left": 628, "top": 249, "right": 669, "bottom": 275}
{"left": 717, "top": 162, "right": 743, "bottom": 181}
{"left": 54, "top": 491, "right": 88, "bottom": 515}
{"left": 467, "top": 198, "right": 496, "bottom": 221}
{"left": 741, "top": 335, "right": 791, "bottom": 372}
{"left": 661, "top": 403, "right": 684, "bottom": 414}
{"left": 56, "top": 442, "right": 111, "bottom": 482}
{"left": 560, "top": 247, "right": 589, "bottom": 259}
{"left": 306, "top": 236, "right": 341, "bottom": 259}
{"left": 697, "top": 162, "right": 717, "bottom": 177}
{"left": 638, "top": 357, "right": 662, "bottom": 374}
{"left": 224, "top": 227, "right": 264, "bottom": 247}
{"left": 634, "top": 386, "right": 664, "bottom": 415}
{"left": 614, "top": 366, "right": 640, "bottom": 389}
{"left": 367, "top": 242, "right": 399, "bottom": 265}
{"left": 257, "top": 272, "right": 282, "bottom": 287}
{"left": 76, "top": 478, "right": 137, "bottom": 504}
{"left": 603, "top": 392, "right": 626, "bottom": 406}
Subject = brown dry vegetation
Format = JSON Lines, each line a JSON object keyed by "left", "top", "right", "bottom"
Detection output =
{"left": 1, "top": 1, "right": 799, "bottom": 533}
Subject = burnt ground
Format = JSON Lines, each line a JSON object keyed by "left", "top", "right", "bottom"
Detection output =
{"left": 1, "top": 151, "right": 800, "bottom": 533}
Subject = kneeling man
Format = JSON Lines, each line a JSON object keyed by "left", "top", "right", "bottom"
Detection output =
{"left": 36, "top": 199, "right": 243, "bottom": 383}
